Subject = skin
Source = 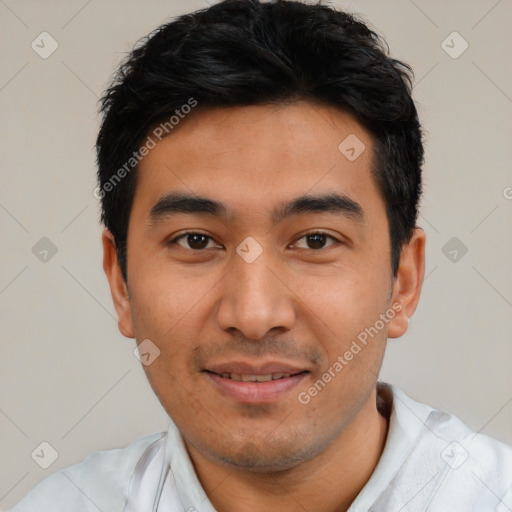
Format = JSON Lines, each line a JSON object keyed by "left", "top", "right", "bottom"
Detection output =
{"left": 103, "top": 101, "right": 425, "bottom": 512}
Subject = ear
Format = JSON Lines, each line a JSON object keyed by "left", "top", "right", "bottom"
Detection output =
{"left": 102, "top": 228, "right": 134, "bottom": 339}
{"left": 387, "top": 227, "right": 426, "bottom": 338}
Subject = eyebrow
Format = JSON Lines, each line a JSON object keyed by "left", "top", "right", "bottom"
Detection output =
{"left": 149, "top": 191, "right": 364, "bottom": 225}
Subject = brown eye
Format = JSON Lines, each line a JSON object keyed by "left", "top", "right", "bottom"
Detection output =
{"left": 186, "top": 234, "right": 210, "bottom": 249}
{"left": 294, "top": 232, "right": 339, "bottom": 250}
{"left": 169, "top": 232, "right": 219, "bottom": 250}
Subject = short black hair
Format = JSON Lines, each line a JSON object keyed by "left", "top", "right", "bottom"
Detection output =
{"left": 96, "top": 0, "right": 423, "bottom": 282}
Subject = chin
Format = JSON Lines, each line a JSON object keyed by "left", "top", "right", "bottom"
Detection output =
{"left": 209, "top": 434, "right": 329, "bottom": 474}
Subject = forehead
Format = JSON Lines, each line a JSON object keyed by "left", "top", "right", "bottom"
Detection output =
{"left": 134, "top": 101, "right": 384, "bottom": 225}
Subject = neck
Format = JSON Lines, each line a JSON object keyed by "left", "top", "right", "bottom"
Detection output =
{"left": 185, "top": 388, "right": 389, "bottom": 512}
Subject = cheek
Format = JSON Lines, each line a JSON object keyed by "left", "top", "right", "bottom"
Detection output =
{"left": 128, "top": 268, "right": 221, "bottom": 391}
{"left": 128, "top": 261, "right": 211, "bottom": 338}
{"left": 295, "top": 270, "right": 391, "bottom": 393}
{"left": 296, "top": 265, "right": 390, "bottom": 337}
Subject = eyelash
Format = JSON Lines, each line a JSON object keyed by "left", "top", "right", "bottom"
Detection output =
{"left": 167, "top": 231, "right": 342, "bottom": 251}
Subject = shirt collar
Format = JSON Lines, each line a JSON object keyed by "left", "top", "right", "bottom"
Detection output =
{"left": 160, "top": 423, "right": 217, "bottom": 512}
{"left": 347, "top": 382, "right": 435, "bottom": 511}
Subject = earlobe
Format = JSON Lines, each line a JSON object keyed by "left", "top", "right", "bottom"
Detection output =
{"left": 101, "top": 228, "right": 135, "bottom": 339}
{"left": 387, "top": 228, "right": 426, "bottom": 339}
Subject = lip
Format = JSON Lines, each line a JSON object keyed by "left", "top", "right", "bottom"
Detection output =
{"left": 205, "top": 361, "right": 308, "bottom": 376}
{"left": 203, "top": 360, "right": 309, "bottom": 404}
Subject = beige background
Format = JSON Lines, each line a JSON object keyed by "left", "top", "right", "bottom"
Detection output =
{"left": 1, "top": 0, "right": 511, "bottom": 508}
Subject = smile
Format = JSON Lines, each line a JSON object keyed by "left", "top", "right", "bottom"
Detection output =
{"left": 204, "top": 369, "right": 309, "bottom": 404}
{"left": 216, "top": 372, "right": 298, "bottom": 382}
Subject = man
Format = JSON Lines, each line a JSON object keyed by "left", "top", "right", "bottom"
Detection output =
{"left": 10, "top": 0, "right": 512, "bottom": 510}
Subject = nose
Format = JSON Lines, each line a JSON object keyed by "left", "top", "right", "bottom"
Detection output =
{"left": 216, "top": 248, "right": 297, "bottom": 341}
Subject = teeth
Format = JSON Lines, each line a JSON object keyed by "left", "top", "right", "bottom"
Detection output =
{"left": 255, "top": 374, "right": 272, "bottom": 382}
{"left": 220, "top": 373, "right": 293, "bottom": 381}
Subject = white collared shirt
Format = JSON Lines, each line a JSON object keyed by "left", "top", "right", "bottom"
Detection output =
{"left": 9, "top": 383, "right": 512, "bottom": 511}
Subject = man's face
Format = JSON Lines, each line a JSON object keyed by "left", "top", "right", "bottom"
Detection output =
{"left": 113, "top": 101, "right": 405, "bottom": 471}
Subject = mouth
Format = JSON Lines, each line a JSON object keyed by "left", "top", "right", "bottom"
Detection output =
{"left": 202, "top": 363, "right": 310, "bottom": 404}
{"left": 207, "top": 371, "right": 307, "bottom": 382}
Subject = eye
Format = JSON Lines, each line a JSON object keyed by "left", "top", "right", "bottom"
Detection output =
{"left": 293, "top": 232, "right": 341, "bottom": 250}
{"left": 168, "top": 231, "right": 341, "bottom": 251}
{"left": 168, "top": 232, "right": 221, "bottom": 250}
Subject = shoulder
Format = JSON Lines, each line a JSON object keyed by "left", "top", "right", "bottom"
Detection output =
{"left": 9, "top": 431, "right": 166, "bottom": 512}
{"left": 430, "top": 404, "right": 512, "bottom": 482}
{"left": 388, "top": 384, "right": 512, "bottom": 507}
{"left": 394, "top": 384, "right": 512, "bottom": 469}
